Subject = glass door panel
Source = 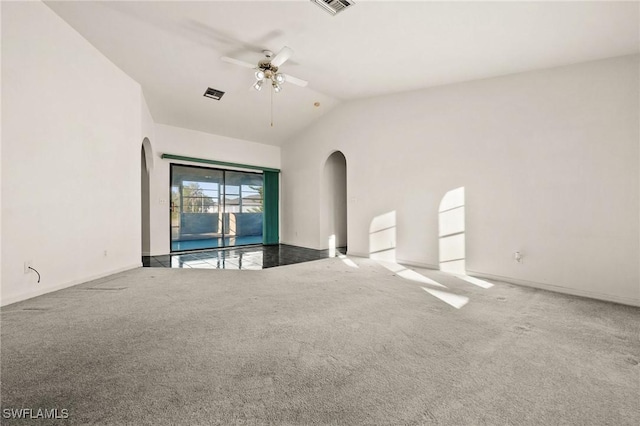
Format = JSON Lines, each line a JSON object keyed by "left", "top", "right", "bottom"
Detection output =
{"left": 223, "top": 171, "right": 264, "bottom": 247}
{"left": 171, "top": 165, "right": 224, "bottom": 251}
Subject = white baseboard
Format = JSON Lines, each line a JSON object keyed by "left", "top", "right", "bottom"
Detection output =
{"left": 346, "top": 252, "right": 440, "bottom": 270}
{"left": 465, "top": 269, "right": 640, "bottom": 307}
{"left": 0, "top": 263, "right": 142, "bottom": 307}
{"left": 345, "top": 251, "right": 368, "bottom": 258}
{"left": 396, "top": 258, "right": 440, "bottom": 270}
{"left": 342, "top": 253, "right": 639, "bottom": 307}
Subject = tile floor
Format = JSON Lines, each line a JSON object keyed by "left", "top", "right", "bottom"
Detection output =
{"left": 142, "top": 244, "right": 346, "bottom": 270}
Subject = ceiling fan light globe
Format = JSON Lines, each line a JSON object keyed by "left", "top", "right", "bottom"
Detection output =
{"left": 255, "top": 70, "right": 265, "bottom": 80}
{"left": 273, "top": 82, "right": 282, "bottom": 93}
{"left": 275, "top": 73, "right": 285, "bottom": 84}
{"left": 253, "top": 80, "right": 263, "bottom": 91}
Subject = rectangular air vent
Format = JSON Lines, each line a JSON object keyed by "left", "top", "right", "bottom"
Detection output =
{"left": 311, "top": 0, "right": 354, "bottom": 16}
{"left": 204, "top": 87, "right": 225, "bottom": 100}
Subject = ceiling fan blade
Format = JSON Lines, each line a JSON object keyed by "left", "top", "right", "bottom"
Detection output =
{"left": 283, "top": 73, "right": 308, "bottom": 87}
{"left": 221, "top": 56, "right": 256, "bottom": 69}
{"left": 270, "top": 46, "right": 293, "bottom": 67}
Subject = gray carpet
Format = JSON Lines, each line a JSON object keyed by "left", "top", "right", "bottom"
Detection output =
{"left": 1, "top": 257, "right": 639, "bottom": 425}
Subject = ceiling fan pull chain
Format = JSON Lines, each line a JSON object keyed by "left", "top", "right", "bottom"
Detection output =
{"left": 271, "top": 84, "right": 274, "bottom": 127}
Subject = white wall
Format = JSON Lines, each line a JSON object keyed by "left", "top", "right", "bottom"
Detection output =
{"left": 282, "top": 55, "right": 640, "bottom": 306}
{"left": 148, "top": 124, "right": 280, "bottom": 255}
{"left": 1, "top": 1, "right": 143, "bottom": 305}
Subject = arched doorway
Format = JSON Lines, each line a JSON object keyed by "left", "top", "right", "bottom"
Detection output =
{"left": 141, "top": 138, "right": 152, "bottom": 256}
{"left": 322, "top": 151, "right": 347, "bottom": 255}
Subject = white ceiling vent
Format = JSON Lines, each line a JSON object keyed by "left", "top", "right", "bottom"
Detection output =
{"left": 311, "top": 0, "right": 355, "bottom": 16}
{"left": 203, "top": 88, "right": 225, "bottom": 100}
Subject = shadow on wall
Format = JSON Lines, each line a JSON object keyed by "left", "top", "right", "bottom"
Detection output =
{"left": 439, "top": 187, "right": 465, "bottom": 274}
{"left": 438, "top": 187, "right": 494, "bottom": 289}
{"left": 366, "top": 203, "right": 493, "bottom": 309}
{"left": 368, "top": 210, "right": 469, "bottom": 309}
{"left": 369, "top": 211, "right": 397, "bottom": 261}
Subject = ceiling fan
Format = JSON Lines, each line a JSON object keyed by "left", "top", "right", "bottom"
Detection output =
{"left": 221, "top": 46, "right": 308, "bottom": 93}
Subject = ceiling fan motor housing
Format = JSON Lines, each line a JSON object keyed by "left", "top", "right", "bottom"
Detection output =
{"left": 259, "top": 60, "right": 278, "bottom": 73}
{"left": 257, "top": 58, "right": 281, "bottom": 83}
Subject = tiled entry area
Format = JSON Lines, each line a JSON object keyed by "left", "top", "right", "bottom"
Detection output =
{"left": 142, "top": 244, "right": 345, "bottom": 270}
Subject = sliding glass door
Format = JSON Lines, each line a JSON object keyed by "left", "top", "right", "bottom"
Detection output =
{"left": 223, "top": 171, "right": 264, "bottom": 247}
{"left": 171, "top": 165, "right": 264, "bottom": 252}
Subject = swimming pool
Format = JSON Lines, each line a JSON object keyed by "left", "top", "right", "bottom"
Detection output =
{"left": 171, "top": 235, "right": 264, "bottom": 252}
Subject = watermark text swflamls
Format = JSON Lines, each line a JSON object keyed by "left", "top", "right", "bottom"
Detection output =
{"left": 2, "top": 408, "right": 69, "bottom": 420}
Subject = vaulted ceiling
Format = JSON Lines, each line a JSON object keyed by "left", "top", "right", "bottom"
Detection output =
{"left": 45, "top": 1, "right": 639, "bottom": 146}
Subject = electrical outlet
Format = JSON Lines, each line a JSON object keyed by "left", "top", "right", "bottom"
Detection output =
{"left": 24, "top": 260, "right": 32, "bottom": 274}
{"left": 514, "top": 251, "right": 523, "bottom": 263}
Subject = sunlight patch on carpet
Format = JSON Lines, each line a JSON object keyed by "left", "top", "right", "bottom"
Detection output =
{"left": 421, "top": 287, "right": 469, "bottom": 309}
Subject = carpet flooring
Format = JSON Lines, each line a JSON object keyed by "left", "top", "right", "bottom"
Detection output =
{"left": 1, "top": 257, "right": 638, "bottom": 425}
